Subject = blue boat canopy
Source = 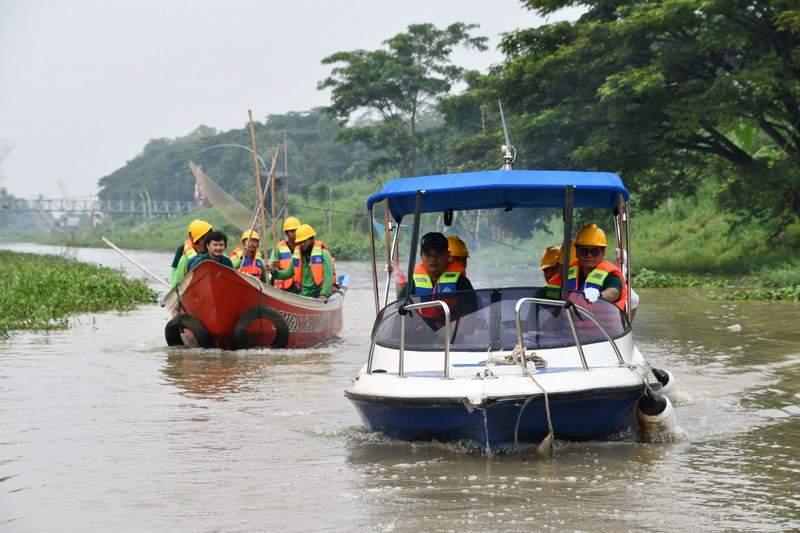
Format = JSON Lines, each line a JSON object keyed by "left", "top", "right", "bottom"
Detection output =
{"left": 367, "top": 170, "right": 628, "bottom": 222}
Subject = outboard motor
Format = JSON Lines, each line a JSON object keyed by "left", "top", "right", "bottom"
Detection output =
{"left": 637, "top": 391, "right": 678, "bottom": 442}
{"left": 652, "top": 367, "right": 678, "bottom": 405}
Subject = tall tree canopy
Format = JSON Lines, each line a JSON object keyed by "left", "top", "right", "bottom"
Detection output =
{"left": 319, "top": 22, "right": 488, "bottom": 177}
{"left": 445, "top": 0, "right": 800, "bottom": 230}
{"left": 97, "top": 109, "right": 370, "bottom": 202}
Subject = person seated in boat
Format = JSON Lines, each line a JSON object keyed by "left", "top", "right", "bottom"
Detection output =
{"left": 269, "top": 216, "right": 301, "bottom": 290}
{"left": 537, "top": 245, "right": 563, "bottom": 300}
{"left": 230, "top": 230, "right": 267, "bottom": 282}
{"left": 447, "top": 235, "right": 469, "bottom": 272}
{"left": 398, "top": 232, "right": 478, "bottom": 331}
{"left": 170, "top": 219, "right": 213, "bottom": 288}
{"left": 188, "top": 230, "right": 234, "bottom": 270}
{"left": 269, "top": 224, "right": 334, "bottom": 302}
{"left": 548, "top": 224, "right": 627, "bottom": 310}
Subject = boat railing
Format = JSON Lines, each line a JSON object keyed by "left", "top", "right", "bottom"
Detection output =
{"left": 514, "top": 297, "right": 624, "bottom": 371}
{"left": 367, "top": 300, "right": 452, "bottom": 379}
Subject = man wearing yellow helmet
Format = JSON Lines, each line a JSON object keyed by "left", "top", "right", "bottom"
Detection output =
{"left": 270, "top": 224, "right": 335, "bottom": 301}
{"left": 549, "top": 224, "right": 628, "bottom": 310}
{"left": 447, "top": 235, "right": 469, "bottom": 271}
{"left": 230, "top": 230, "right": 267, "bottom": 282}
{"left": 170, "top": 219, "right": 213, "bottom": 288}
{"left": 269, "top": 216, "right": 301, "bottom": 290}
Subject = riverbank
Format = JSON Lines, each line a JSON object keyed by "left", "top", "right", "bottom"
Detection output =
{"left": 5, "top": 182, "right": 800, "bottom": 300}
{"left": 0, "top": 250, "right": 157, "bottom": 338}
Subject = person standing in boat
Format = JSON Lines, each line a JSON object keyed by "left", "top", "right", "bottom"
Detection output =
{"left": 230, "top": 230, "right": 267, "bottom": 282}
{"left": 170, "top": 219, "right": 213, "bottom": 288}
{"left": 269, "top": 216, "right": 301, "bottom": 290}
{"left": 188, "top": 230, "right": 234, "bottom": 270}
{"left": 269, "top": 224, "right": 334, "bottom": 302}
{"left": 549, "top": 224, "right": 628, "bottom": 309}
{"left": 447, "top": 235, "right": 469, "bottom": 272}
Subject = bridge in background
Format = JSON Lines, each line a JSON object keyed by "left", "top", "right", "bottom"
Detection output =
{"left": 0, "top": 198, "right": 196, "bottom": 216}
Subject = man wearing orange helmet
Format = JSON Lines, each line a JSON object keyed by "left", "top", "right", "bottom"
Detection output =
{"left": 447, "top": 235, "right": 469, "bottom": 272}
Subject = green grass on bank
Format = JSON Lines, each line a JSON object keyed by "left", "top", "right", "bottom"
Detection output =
{"left": 4, "top": 179, "right": 800, "bottom": 300}
{"left": 0, "top": 250, "right": 157, "bottom": 338}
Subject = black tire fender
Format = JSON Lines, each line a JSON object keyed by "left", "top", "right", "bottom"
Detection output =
{"left": 164, "top": 314, "right": 213, "bottom": 348}
{"left": 233, "top": 305, "right": 290, "bottom": 349}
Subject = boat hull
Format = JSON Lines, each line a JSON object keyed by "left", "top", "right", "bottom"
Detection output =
{"left": 162, "top": 261, "right": 344, "bottom": 349}
{"left": 346, "top": 386, "right": 643, "bottom": 452}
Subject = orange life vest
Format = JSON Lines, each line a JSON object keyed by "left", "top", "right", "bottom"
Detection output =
{"left": 240, "top": 256, "right": 264, "bottom": 278}
{"left": 292, "top": 241, "right": 327, "bottom": 290}
{"left": 229, "top": 247, "right": 243, "bottom": 260}
{"left": 182, "top": 239, "right": 199, "bottom": 261}
{"left": 411, "top": 261, "right": 466, "bottom": 320}
{"left": 273, "top": 240, "right": 295, "bottom": 290}
{"left": 549, "top": 260, "right": 628, "bottom": 311}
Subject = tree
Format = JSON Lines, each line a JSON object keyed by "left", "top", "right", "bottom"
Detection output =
{"left": 319, "top": 23, "right": 488, "bottom": 177}
{"left": 445, "top": 0, "right": 800, "bottom": 230}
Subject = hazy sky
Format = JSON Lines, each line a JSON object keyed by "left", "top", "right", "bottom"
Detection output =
{"left": 0, "top": 0, "right": 579, "bottom": 198}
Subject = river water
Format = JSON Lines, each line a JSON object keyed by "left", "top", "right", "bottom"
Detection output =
{"left": 1, "top": 243, "right": 798, "bottom": 532}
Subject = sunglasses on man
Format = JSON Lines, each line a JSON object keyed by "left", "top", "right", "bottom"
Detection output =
{"left": 576, "top": 246, "right": 604, "bottom": 257}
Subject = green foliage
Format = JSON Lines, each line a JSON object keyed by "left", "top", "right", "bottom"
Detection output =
{"left": 319, "top": 22, "right": 488, "bottom": 177}
{"left": 442, "top": 0, "right": 800, "bottom": 230}
{"left": 97, "top": 109, "right": 372, "bottom": 202}
{"left": 634, "top": 268, "right": 724, "bottom": 288}
{"left": 723, "top": 286, "right": 800, "bottom": 301}
{"left": 0, "top": 251, "right": 156, "bottom": 337}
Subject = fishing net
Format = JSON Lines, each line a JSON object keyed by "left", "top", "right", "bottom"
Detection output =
{"left": 189, "top": 161, "right": 253, "bottom": 231}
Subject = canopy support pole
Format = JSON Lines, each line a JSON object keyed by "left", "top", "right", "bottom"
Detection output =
{"left": 560, "top": 186, "right": 575, "bottom": 301}
{"left": 369, "top": 206, "right": 380, "bottom": 314}
{"left": 404, "top": 191, "right": 424, "bottom": 305}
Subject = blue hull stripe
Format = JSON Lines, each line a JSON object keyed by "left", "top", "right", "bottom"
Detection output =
{"left": 347, "top": 387, "right": 643, "bottom": 450}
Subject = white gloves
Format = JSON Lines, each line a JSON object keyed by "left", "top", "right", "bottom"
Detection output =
{"left": 583, "top": 287, "right": 600, "bottom": 303}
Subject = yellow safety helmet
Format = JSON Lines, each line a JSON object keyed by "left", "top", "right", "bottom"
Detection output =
{"left": 188, "top": 219, "right": 212, "bottom": 243}
{"left": 575, "top": 224, "right": 608, "bottom": 247}
{"left": 447, "top": 235, "right": 469, "bottom": 258}
{"left": 282, "top": 217, "right": 301, "bottom": 232}
{"left": 241, "top": 230, "right": 259, "bottom": 242}
{"left": 294, "top": 223, "right": 316, "bottom": 243}
{"left": 539, "top": 245, "right": 561, "bottom": 269}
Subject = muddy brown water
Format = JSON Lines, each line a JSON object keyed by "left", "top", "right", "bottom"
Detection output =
{"left": 1, "top": 243, "right": 798, "bottom": 532}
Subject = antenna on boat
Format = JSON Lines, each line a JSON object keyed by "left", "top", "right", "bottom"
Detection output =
{"left": 498, "top": 99, "right": 516, "bottom": 170}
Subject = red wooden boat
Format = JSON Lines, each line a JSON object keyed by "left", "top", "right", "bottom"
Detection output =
{"left": 161, "top": 261, "right": 345, "bottom": 349}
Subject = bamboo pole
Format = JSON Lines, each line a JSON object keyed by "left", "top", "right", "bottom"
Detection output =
{"left": 247, "top": 110, "right": 269, "bottom": 256}
{"left": 271, "top": 151, "right": 277, "bottom": 244}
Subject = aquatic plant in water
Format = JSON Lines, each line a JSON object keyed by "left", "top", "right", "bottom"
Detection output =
{"left": 0, "top": 251, "right": 157, "bottom": 338}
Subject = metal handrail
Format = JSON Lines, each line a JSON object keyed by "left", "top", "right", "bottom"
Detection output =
{"left": 513, "top": 297, "right": 625, "bottom": 372}
{"left": 366, "top": 299, "right": 452, "bottom": 379}
{"left": 570, "top": 303, "right": 625, "bottom": 364}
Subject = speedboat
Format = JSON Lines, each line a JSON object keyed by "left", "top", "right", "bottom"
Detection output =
{"left": 345, "top": 168, "right": 677, "bottom": 453}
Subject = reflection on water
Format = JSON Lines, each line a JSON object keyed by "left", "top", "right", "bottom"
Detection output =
{"left": 0, "top": 244, "right": 798, "bottom": 532}
{"left": 161, "top": 348, "right": 333, "bottom": 399}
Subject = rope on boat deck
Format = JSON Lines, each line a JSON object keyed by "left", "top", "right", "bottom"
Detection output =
{"left": 512, "top": 344, "right": 555, "bottom": 459}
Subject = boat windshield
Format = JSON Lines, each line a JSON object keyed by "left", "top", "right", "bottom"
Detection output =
{"left": 374, "top": 288, "right": 629, "bottom": 352}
